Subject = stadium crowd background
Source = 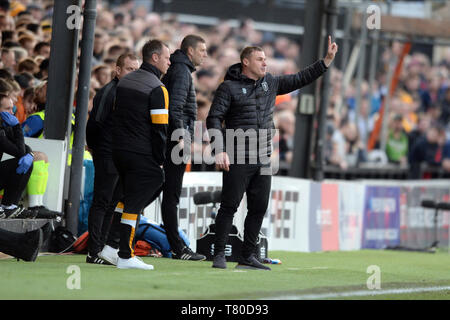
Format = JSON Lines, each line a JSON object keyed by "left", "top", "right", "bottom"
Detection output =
{"left": 0, "top": 0, "right": 449, "bottom": 177}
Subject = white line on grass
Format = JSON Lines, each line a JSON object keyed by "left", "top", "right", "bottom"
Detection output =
{"left": 287, "top": 267, "right": 329, "bottom": 271}
{"left": 266, "top": 286, "right": 450, "bottom": 300}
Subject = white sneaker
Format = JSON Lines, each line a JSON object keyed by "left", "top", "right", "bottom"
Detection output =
{"left": 117, "top": 256, "right": 154, "bottom": 270}
{"left": 98, "top": 245, "right": 119, "bottom": 266}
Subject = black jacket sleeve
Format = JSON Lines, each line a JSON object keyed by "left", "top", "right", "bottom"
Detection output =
{"left": 149, "top": 85, "right": 169, "bottom": 165}
{"left": 164, "top": 65, "right": 190, "bottom": 132}
{"left": 0, "top": 124, "right": 28, "bottom": 158}
{"left": 86, "top": 81, "right": 117, "bottom": 150}
{"left": 86, "top": 91, "right": 102, "bottom": 150}
{"left": 276, "top": 60, "right": 328, "bottom": 95}
{"left": 206, "top": 82, "right": 231, "bottom": 155}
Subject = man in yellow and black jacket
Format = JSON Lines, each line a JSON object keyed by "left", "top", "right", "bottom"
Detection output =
{"left": 111, "top": 39, "right": 171, "bottom": 270}
{"left": 85, "top": 53, "right": 139, "bottom": 265}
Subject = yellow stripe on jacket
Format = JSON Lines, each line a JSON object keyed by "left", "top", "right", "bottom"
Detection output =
{"left": 150, "top": 109, "right": 169, "bottom": 124}
{"left": 150, "top": 85, "right": 169, "bottom": 124}
{"left": 121, "top": 212, "right": 137, "bottom": 227}
{"left": 161, "top": 86, "right": 169, "bottom": 110}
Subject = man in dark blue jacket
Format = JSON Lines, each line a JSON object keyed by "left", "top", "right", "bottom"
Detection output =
{"left": 207, "top": 36, "right": 338, "bottom": 270}
{"left": 160, "top": 35, "right": 208, "bottom": 261}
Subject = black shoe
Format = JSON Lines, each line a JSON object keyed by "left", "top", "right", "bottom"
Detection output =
{"left": 236, "top": 254, "right": 271, "bottom": 271}
{"left": 0, "top": 207, "right": 5, "bottom": 219}
{"left": 3, "top": 205, "right": 25, "bottom": 219}
{"left": 16, "top": 228, "right": 43, "bottom": 262}
{"left": 212, "top": 253, "right": 227, "bottom": 269}
{"left": 172, "top": 246, "right": 206, "bottom": 261}
{"left": 32, "top": 206, "right": 63, "bottom": 219}
{"left": 86, "top": 254, "right": 113, "bottom": 265}
{"left": 15, "top": 208, "right": 38, "bottom": 219}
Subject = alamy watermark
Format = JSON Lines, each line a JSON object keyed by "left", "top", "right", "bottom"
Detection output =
{"left": 66, "top": 5, "right": 82, "bottom": 30}
{"left": 66, "top": 265, "right": 81, "bottom": 290}
{"left": 366, "top": 4, "right": 381, "bottom": 30}
{"left": 169, "top": 122, "right": 279, "bottom": 175}
{"left": 366, "top": 265, "right": 381, "bottom": 290}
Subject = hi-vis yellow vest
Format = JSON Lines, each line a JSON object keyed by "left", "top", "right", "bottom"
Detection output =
{"left": 67, "top": 113, "right": 92, "bottom": 165}
{"left": 29, "top": 112, "right": 92, "bottom": 165}
{"left": 28, "top": 111, "right": 45, "bottom": 139}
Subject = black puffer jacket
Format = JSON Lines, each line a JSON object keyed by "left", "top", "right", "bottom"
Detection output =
{"left": 206, "top": 59, "right": 328, "bottom": 163}
{"left": 162, "top": 49, "right": 197, "bottom": 137}
{"left": 112, "top": 62, "right": 168, "bottom": 163}
{"left": 86, "top": 77, "right": 119, "bottom": 156}
{"left": 0, "top": 122, "right": 31, "bottom": 161}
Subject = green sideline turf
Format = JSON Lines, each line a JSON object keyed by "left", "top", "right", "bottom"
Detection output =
{"left": 0, "top": 250, "right": 449, "bottom": 300}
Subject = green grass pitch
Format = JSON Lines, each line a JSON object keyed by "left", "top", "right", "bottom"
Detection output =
{"left": 1, "top": 250, "right": 449, "bottom": 300}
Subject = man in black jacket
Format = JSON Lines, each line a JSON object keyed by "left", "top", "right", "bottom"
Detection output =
{"left": 85, "top": 53, "right": 139, "bottom": 265}
{"left": 0, "top": 94, "right": 34, "bottom": 219}
{"left": 207, "top": 36, "right": 338, "bottom": 270}
{"left": 160, "top": 34, "right": 208, "bottom": 260}
{"left": 111, "top": 39, "right": 170, "bottom": 270}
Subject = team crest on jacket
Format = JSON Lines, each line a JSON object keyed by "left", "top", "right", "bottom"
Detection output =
{"left": 242, "top": 88, "right": 247, "bottom": 94}
{"left": 261, "top": 81, "right": 268, "bottom": 91}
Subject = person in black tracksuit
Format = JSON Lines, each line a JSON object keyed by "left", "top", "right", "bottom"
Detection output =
{"left": 85, "top": 53, "right": 139, "bottom": 264}
{"left": 111, "top": 40, "right": 171, "bottom": 270}
{"left": 0, "top": 94, "right": 34, "bottom": 219}
{"left": 0, "top": 94, "right": 47, "bottom": 259}
{"left": 159, "top": 35, "right": 208, "bottom": 260}
{"left": 207, "top": 37, "right": 338, "bottom": 270}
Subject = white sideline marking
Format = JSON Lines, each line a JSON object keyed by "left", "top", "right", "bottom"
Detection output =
{"left": 267, "top": 286, "right": 450, "bottom": 300}
{"left": 287, "top": 267, "right": 329, "bottom": 271}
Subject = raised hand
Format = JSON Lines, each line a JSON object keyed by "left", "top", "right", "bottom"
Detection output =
{"left": 324, "top": 35, "right": 338, "bottom": 67}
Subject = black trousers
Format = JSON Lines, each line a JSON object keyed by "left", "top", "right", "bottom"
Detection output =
{"left": 111, "top": 139, "right": 188, "bottom": 255}
{"left": 0, "top": 158, "right": 32, "bottom": 206}
{"left": 214, "top": 164, "right": 271, "bottom": 258}
{"left": 87, "top": 153, "right": 122, "bottom": 256}
{"left": 104, "top": 206, "right": 122, "bottom": 250}
{"left": 160, "top": 140, "right": 188, "bottom": 254}
{"left": 113, "top": 150, "right": 164, "bottom": 259}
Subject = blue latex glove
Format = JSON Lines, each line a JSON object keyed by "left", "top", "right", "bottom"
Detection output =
{"left": 16, "top": 153, "right": 34, "bottom": 174}
{"left": 0, "top": 112, "right": 19, "bottom": 127}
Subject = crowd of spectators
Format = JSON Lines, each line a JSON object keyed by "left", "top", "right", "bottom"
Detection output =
{"left": 0, "top": 0, "right": 449, "bottom": 179}
{"left": 324, "top": 43, "right": 450, "bottom": 178}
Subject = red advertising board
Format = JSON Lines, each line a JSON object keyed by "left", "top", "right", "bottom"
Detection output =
{"left": 320, "top": 183, "right": 339, "bottom": 251}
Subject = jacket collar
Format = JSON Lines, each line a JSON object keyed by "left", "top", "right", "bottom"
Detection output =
{"left": 225, "top": 63, "right": 264, "bottom": 84}
{"left": 170, "top": 49, "right": 196, "bottom": 73}
{"left": 140, "top": 61, "right": 162, "bottom": 79}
